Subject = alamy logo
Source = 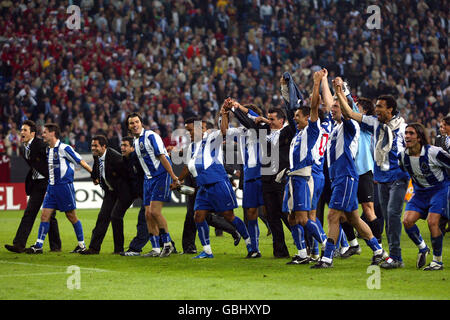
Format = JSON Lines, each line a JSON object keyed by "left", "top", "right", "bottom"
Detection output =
{"left": 67, "top": 265, "right": 81, "bottom": 290}
{"left": 366, "top": 5, "right": 381, "bottom": 30}
{"left": 66, "top": 5, "right": 81, "bottom": 30}
{"left": 366, "top": 265, "right": 381, "bottom": 289}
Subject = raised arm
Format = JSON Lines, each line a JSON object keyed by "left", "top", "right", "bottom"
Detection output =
{"left": 310, "top": 69, "right": 325, "bottom": 122}
{"left": 224, "top": 99, "right": 260, "bottom": 130}
{"left": 333, "top": 78, "right": 363, "bottom": 122}
{"left": 320, "top": 69, "right": 333, "bottom": 114}
{"left": 220, "top": 101, "right": 230, "bottom": 136}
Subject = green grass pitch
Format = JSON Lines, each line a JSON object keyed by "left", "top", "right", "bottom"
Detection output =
{"left": 0, "top": 207, "right": 449, "bottom": 300}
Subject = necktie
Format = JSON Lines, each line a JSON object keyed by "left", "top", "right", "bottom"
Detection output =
{"left": 26, "top": 144, "right": 41, "bottom": 179}
{"left": 25, "top": 145, "right": 30, "bottom": 159}
{"left": 99, "top": 158, "right": 113, "bottom": 191}
{"left": 99, "top": 158, "right": 104, "bottom": 179}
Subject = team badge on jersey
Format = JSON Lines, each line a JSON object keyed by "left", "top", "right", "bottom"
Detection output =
{"left": 420, "top": 162, "right": 430, "bottom": 173}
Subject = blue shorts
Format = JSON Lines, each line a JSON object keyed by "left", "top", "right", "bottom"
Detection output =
{"left": 311, "top": 173, "right": 325, "bottom": 211}
{"left": 194, "top": 180, "right": 238, "bottom": 213}
{"left": 43, "top": 183, "right": 77, "bottom": 212}
{"left": 282, "top": 176, "right": 313, "bottom": 213}
{"left": 405, "top": 184, "right": 449, "bottom": 219}
{"left": 143, "top": 173, "right": 172, "bottom": 206}
{"left": 242, "top": 178, "right": 264, "bottom": 209}
{"left": 329, "top": 176, "right": 359, "bottom": 213}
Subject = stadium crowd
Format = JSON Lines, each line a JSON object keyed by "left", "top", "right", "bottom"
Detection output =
{"left": 0, "top": 0, "right": 449, "bottom": 156}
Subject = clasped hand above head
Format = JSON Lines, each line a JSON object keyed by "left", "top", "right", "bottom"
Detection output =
{"left": 332, "top": 77, "right": 344, "bottom": 92}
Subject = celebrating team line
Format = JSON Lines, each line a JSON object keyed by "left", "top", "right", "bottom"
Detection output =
{"left": 6, "top": 69, "right": 450, "bottom": 271}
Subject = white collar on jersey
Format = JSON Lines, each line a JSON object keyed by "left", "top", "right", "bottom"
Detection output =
{"left": 405, "top": 145, "right": 426, "bottom": 156}
{"left": 53, "top": 139, "right": 61, "bottom": 148}
{"left": 192, "top": 131, "right": 208, "bottom": 144}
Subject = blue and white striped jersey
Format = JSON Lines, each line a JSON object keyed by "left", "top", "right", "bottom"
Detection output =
{"left": 134, "top": 128, "right": 171, "bottom": 180}
{"left": 289, "top": 119, "right": 321, "bottom": 172}
{"left": 361, "top": 115, "right": 409, "bottom": 182}
{"left": 312, "top": 113, "right": 333, "bottom": 175}
{"left": 188, "top": 130, "right": 229, "bottom": 186}
{"left": 399, "top": 145, "right": 450, "bottom": 191}
{"left": 226, "top": 126, "right": 261, "bottom": 181}
{"left": 327, "top": 118, "right": 360, "bottom": 180}
{"left": 47, "top": 140, "right": 82, "bottom": 185}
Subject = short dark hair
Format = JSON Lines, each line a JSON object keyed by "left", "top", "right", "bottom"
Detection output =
{"left": 22, "top": 120, "right": 37, "bottom": 133}
{"left": 406, "top": 122, "right": 428, "bottom": 147}
{"left": 357, "top": 97, "right": 375, "bottom": 116}
{"left": 184, "top": 117, "right": 204, "bottom": 125}
{"left": 44, "top": 123, "right": 60, "bottom": 138}
{"left": 205, "top": 121, "right": 214, "bottom": 130}
{"left": 244, "top": 104, "right": 263, "bottom": 117}
{"left": 298, "top": 107, "right": 310, "bottom": 117}
{"left": 443, "top": 115, "right": 450, "bottom": 126}
{"left": 377, "top": 95, "right": 397, "bottom": 115}
{"left": 122, "top": 136, "right": 134, "bottom": 147}
{"left": 126, "top": 112, "right": 143, "bottom": 128}
{"left": 92, "top": 135, "right": 108, "bottom": 147}
{"left": 267, "top": 107, "right": 286, "bottom": 121}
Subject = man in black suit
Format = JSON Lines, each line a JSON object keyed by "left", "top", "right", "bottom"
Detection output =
{"left": 81, "top": 135, "right": 134, "bottom": 254}
{"left": 226, "top": 98, "right": 295, "bottom": 259}
{"left": 119, "top": 136, "right": 148, "bottom": 256}
{"left": 4, "top": 120, "right": 61, "bottom": 253}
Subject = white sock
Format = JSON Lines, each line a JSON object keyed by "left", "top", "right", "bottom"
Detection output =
{"left": 349, "top": 239, "right": 358, "bottom": 247}
{"left": 153, "top": 247, "right": 161, "bottom": 254}
{"left": 433, "top": 255, "right": 442, "bottom": 263}
{"left": 417, "top": 240, "right": 427, "bottom": 250}
{"left": 321, "top": 256, "right": 333, "bottom": 264}
{"left": 203, "top": 245, "right": 212, "bottom": 255}
{"left": 340, "top": 246, "right": 349, "bottom": 254}
{"left": 298, "top": 249, "right": 307, "bottom": 258}
{"left": 374, "top": 249, "right": 383, "bottom": 255}
{"left": 78, "top": 241, "right": 85, "bottom": 248}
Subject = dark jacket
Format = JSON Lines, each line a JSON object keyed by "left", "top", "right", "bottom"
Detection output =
{"left": 435, "top": 134, "right": 449, "bottom": 175}
{"left": 22, "top": 137, "right": 48, "bottom": 195}
{"left": 123, "top": 151, "right": 144, "bottom": 199}
{"left": 92, "top": 147, "right": 132, "bottom": 201}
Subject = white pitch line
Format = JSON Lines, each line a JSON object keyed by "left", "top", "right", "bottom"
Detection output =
{"left": 0, "top": 260, "right": 111, "bottom": 273}
{"left": 0, "top": 272, "right": 79, "bottom": 278}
